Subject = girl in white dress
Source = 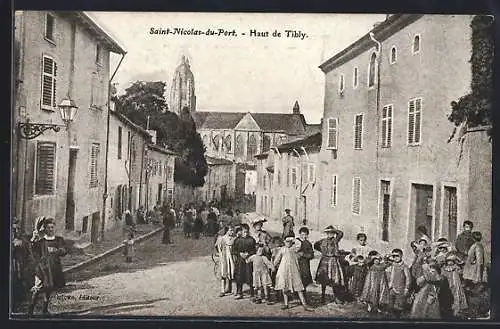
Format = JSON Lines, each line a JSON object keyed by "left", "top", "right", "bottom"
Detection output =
{"left": 273, "top": 236, "right": 312, "bottom": 311}
{"left": 215, "top": 226, "right": 236, "bottom": 297}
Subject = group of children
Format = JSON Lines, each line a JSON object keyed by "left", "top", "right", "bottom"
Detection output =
{"left": 214, "top": 218, "right": 489, "bottom": 319}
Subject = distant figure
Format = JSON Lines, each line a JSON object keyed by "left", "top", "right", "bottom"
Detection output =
{"left": 162, "top": 206, "right": 175, "bottom": 245}
{"left": 281, "top": 209, "right": 295, "bottom": 238}
{"left": 123, "top": 231, "right": 135, "bottom": 263}
{"left": 206, "top": 208, "right": 219, "bottom": 237}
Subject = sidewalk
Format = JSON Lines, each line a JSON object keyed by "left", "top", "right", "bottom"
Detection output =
{"left": 62, "top": 223, "right": 163, "bottom": 273}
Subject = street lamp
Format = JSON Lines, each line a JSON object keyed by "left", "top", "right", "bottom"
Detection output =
{"left": 18, "top": 96, "right": 78, "bottom": 139}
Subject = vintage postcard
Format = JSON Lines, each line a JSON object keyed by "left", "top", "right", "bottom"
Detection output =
{"left": 11, "top": 11, "right": 492, "bottom": 320}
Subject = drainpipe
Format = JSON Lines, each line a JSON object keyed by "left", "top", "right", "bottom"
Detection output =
{"left": 100, "top": 52, "right": 126, "bottom": 241}
{"left": 369, "top": 32, "right": 382, "bottom": 173}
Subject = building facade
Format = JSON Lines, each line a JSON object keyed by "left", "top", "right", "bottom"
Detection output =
{"left": 145, "top": 144, "right": 176, "bottom": 210}
{"left": 317, "top": 14, "right": 491, "bottom": 260}
{"left": 197, "top": 156, "right": 237, "bottom": 204}
{"left": 255, "top": 132, "right": 321, "bottom": 228}
{"left": 13, "top": 11, "right": 125, "bottom": 242}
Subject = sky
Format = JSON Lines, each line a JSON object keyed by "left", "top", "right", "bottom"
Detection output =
{"left": 88, "top": 12, "right": 386, "bottom": 124}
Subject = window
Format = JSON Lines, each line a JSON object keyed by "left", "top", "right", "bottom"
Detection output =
{"left": 331, "top": 175, "right": 338, "bottom": 207}
{"left": 282, "top": 195, "right": 286, "bottom": 210}
{"left": 308, "top": 164, "right": 316, "bottom": 183}
{"left": 390, "top": 46, "right": 397, "bottom": 64}
{"left": 35, "top": 142, "right": 56, "bottom": 195}
{"left": 224, "top": 135, "right": 232, "bottom": 152}
{"left": 368, "top": 52, "right": 377, "bottom": 88}
{"left": 263, "top": 174, "right": 267, "bottom": 190}
{"left": 90, "top": 143, "right": 100, "bottom": 188}
{"left": 353, "top": 67, "right": 358, "bottom": 88}
{"left": 382, "top": 105, "right": 393, "bottom": 147}
{"left": 291, "top": 167, "right": 297, "bottom": 186}
{"left": 235, "top": 134, "right": 244, "bottom": 157}
{"left": 408, "top": 98, "right": 422, "bottom": 145}
{"left": 247, "top": 134, "right": 257, "bottom": 160}
{"left": 159, "top": 160, "right": 162, "bottom": 176}
{"left": 286, "top": 167, "right": 290, "bottom": 187}
{"left": 338, "top": 74, "right": 345, "bottom": 93}
{"left": 381, "top": 180, "right": 391, "bottom": 242}
{"left": 302, "top": 163, "right": 308, "bottom": 183}
{"left": 96, "top": 44, "right": 103, "bottom": 65}
{"left": 41, "top": 55, "right": 57, "bottom": 110}
{"left": 354, "top": 114, "right": 363, "bottom": 150}
{"left": 277, "top": 169, "right": 281, "bottom": 185}
{"left": 262, "top": 134, "right": 271, "bottom": 152}
{"left": 413, "top": 35, "right": 421, "bottom": 54}
{"left": 212, "top": 134, "right": 220, "bottom": 151}
{"left": 45, "top": 13, "right": 55, "bottom": 42}
{"left": 117, "top": 127, "right": 122, "bottom": 159}
{"left": 326, "top": 117, "right": 338, "bottom": 150}
{"left": 352, "top": 177, "right": 361, "bottom": 214}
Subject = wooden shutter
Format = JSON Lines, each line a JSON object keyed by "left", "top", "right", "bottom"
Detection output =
{"left": 327, "top": 118, "right": 337, "bottom": 149}
{"left": 352, "top": 177, "right": 361, "bottom": 214}
{"left": 331, "top": 175, "right": 337, "bottom": 207}
{"left": 41, "top": 56, "right": 57, "bottom": 108}
{"left": 90, "top": 143, "right": 99, "bottom": 188}
{"left": 387, "top": 106, "right": 393, "bottom": 147}
{"left": 382, "top": 106, "right": 388, "bottom": 147}
{"left": 35, "top": 142, "right": 56, "bottom": 195}
{"left": 25, "top": 141, "right": 37, "bottom": 198}
{"left": 354, "top": 114, "right": 363, "bottom": 149}
{"left": 415, "top": 98, "right": 422, "bottom": 143}
{"left": 408, "top": 100, "right": 415, "bottom": 144}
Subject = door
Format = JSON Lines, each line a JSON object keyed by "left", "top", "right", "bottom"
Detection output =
{"left": 443, "top": 186, "right": 458, "bottom": 240}
{"left": 221, "top": 185, "right": 227, "bottom": 203}
{"left": 302, "top": 196, "right": 307, "bottom": 226}
{"left": 380, "top": 180, "right": 390, "bottom": 242}
{"left": 413, "top": 184, "right": 434, "bottom": 240}
{"left": 158, "top": 184, "right": 162, "bottom": 205}
{"left": 65, "top": 149, "right": 77, "bottom": 230}
{"left": 90, "top": 212, "right": 100, "bottom": 243}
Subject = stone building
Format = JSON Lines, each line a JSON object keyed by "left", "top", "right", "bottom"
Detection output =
{"left": 169, "top": 55, "right": 196, "bottom": 115}
{"left": 197, "top": 156, "right": 237, "bottom": 204}
{"left": 317, "top": 14, "right": 491, "bottom": 260}
{"left": 12, "top": 11, "right": 126, "bottom": 242}
{"left": 144, "top": 143, "right": 176, "bottom": 210}
{"left": 255, "top": 132, "right": 321, "bottom": 228}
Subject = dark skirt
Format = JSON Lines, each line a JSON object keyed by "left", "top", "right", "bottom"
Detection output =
{"left": 315, "top": 256, "right": 345, "bottom": 287}
{"left": 298, "top": 257, "right": 313, "bottom": 287}
{"left": 35, "top": 255, "right": 65, "bottom": 292}
{"left": 349, "top": 264, "right": 368, "bottom": 298}
{"left": 234, "top": 256, "right": 253, "bottom": 285}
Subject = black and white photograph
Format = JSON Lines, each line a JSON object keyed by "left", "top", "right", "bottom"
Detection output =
{"left": 10, "top": 11, "right": 493, "bottom": 320}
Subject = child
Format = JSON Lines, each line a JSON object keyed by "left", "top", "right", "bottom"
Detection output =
{"left": 123, "top": 232, "right": 135, "bottom": 263}
{"left": 410, "top": 260, "right": 443, "bottom": 319}
{"left": 433, "top": 241, "right": 452, "bottom": 267}
{"left": 463, "top": 231, "right": 487, "bottom": 287}
{"left": 215, "top": 226, "right": 236, "bottom": 297}
{"left": 246, "top": 245, "right": 275, "bottom": 304}
{"left": 386, "top": 249, "right": 411, "bottom": 318}
{"left": 273, "top": 236, "right": 312, "bottom": 311}
{"left": 360, "top": 253, "right": 389, "bottom": 313}
{"left": 269, "top": 236, "right": 284, "bottom": 303}
{"left": 440, "top": 253, "right": 468, "bottom": 319}
{"left": 296, "top": 227, "right": 314, "bottom": 301}
{"left": 314, "top": 225, "right": 346, "bottom": 305}
{"left": 410, "top": 238, "right": 431, "bottom": 293}
{"left": 346, "top": 233, "right": 372, "bottom": 301}
{"left": 232, "top": 224, "right": 256, "bottom": 300}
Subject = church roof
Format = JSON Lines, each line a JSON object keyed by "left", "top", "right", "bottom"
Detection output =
{"left": 193, "top": 111, "right": 306, "bottom": 134}
{"left": 305, "top": 123, "right": 322, "bottom": 135}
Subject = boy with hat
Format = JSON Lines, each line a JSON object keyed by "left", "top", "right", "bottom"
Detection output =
{"left": 386, "top": 249, "right": 411, "bottom": 318}
{"left": 440, "top": 252, "right": 468, "bottom": 319}
{"left": 314, "top": 225, "right": 346, "bottom": 305}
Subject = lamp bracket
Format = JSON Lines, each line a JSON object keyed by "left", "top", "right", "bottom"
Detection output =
{"left": 18, "top": 122, "right": 64, "bottom": 140}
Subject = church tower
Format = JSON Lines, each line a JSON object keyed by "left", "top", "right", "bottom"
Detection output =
{"left": 169, "top": 55, "right": 196, "bottom": 115}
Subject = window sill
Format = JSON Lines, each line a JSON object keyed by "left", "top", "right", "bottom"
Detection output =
{"left": 407, "top": 143, "right": 421, "bottom": 147}
{"left": 41, "top": 106, "right": 56, "bottom": 113}
{"left": 33, "top": 193, "right": 56, "bottom": 200}
{"left": 44, "top": 37, "right": 56, "bottom": 46}
{"left": 90, "top": 105, "right": 104, "bottom": 111}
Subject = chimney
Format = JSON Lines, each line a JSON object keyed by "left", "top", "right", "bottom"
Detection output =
{"left": 292, "top": 100, "right": 300, "bottom": 114}
{"left": 147, "top": 130, "right": 157, "bottom": 144}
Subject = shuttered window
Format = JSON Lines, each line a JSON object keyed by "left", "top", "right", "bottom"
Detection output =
{"left": 353, "top": 67, "right": 358, "bottom": 88}
{"left": 277, "top": 169, "right": 281, "bottom": 185}
{"left": 309, "top": 164, "right": 316, "bottom": 183}
{"left": 354, "top": 114, "right": 363, "bottom": 150}
{"left": 117, "top": 127, "right": 122, "bottom": 159}
{"left": 327, "top": 117, "right": 338, "bottom": 149}
{"left": 41, "top": 56, "right": 57, "bottom": 110}
{"left": 331, "top": 175, "right": 338, "bottom": 207}
{"left": 45, "top": 13, "right": 55, "bottom": 41}
{"left": 382, "top": 105, "right": 393, "bottom": 147}
{"left": 287, "top": 167, "right": 290, "bottom": 187}
{"left": 35, "top": 142, "right": 56, "bottom": 195}
{"left": 408, "top": 98, "right": 422, "bottom": 145}
{"left": 90, "top": 143, "right": 100, "bottom": 188}
{"left": 369, "top": 52, "right": 377, "bottom": 88}
{"left": 352, "top": 177, "right": 361, "bottom": 214}
{"left": 291, "top": 167, "right": 297, "bottom": 186}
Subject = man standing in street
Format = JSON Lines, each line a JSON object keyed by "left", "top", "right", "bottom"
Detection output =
{"left": 163, "top": 205, "right": 176, "bottom": 245}
{"left": 282, "top": 209, "right": 295, "bottom": 238}
{"left": 455, "top": 220, "right": 476, "bottom": 261}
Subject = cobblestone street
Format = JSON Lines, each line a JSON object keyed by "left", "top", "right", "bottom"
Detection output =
{"left": 46, "top": 229, "right": 372, "bottom": 318}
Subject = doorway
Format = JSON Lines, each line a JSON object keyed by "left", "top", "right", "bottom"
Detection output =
{"left": 443, "top": 186, "right": 458, "bottom": 240}
{"left": 91, "top": 211, "right": 100, "bottom": 243}
{"left": 380, "top": 180, "right": 391, "bottom": 242}
{"left": 411, "top": 184, "right": 434, "bottom": 240}
{"left": 158, "top": 183, "right": 163, "bottom": 205}
{"left": 65, "top": 149, "right": 77, "bottom": 230}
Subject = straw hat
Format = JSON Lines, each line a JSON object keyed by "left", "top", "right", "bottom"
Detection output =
{"left": 324, "top": 225, "right": 335, "bottom": 233}
{"left": 251, "top": 217, "right": 267, "bottom": 225}
{"left": 284, "top": 236, "right": 295, "bottom": 244}
{"left": 445, "top": 252, "right": 464, "bottom": 265}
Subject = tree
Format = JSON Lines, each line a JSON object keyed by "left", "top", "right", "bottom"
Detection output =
{"left": 114, "top": 81, "right": 208, "bottom": 187}
{"left": 448, "top": 15, "right": 493, "bottom": 139}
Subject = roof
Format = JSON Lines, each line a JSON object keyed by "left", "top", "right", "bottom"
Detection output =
{"left": 206, "top": 156, "right": 234, "bottom": 166}
{"left": 319, "top": 14, "right": 423, "bottom": 73}
{"left": 74, "top": 12, "right": 127, "bottom": 54}
{"left": 305, "top": 123, "right": 321, "bottom": 135}
{"left": 193, "top": 112, "right": 246, "bottom": 129}
{"left": 147, "top": 143, "right": 178, "bottom": 156}
{"left": 110, "top": 111, "right": 151, "bottom": 139}
{"left": 277, "top": 132, "right": 322, "bottom": 153}
{"left": 193, "top": 111, "right": 306, "bottom": 134}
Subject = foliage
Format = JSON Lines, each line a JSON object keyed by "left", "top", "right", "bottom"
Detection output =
{"left": 113, "top": 81, "right": 208, "bottom": 187}
{"left": 448, "top": 15, "right": 493, "bottom": 137}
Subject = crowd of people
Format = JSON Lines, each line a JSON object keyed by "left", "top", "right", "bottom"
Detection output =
{"left": 212, "top": 209, "right": 490, "bottom": 319}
